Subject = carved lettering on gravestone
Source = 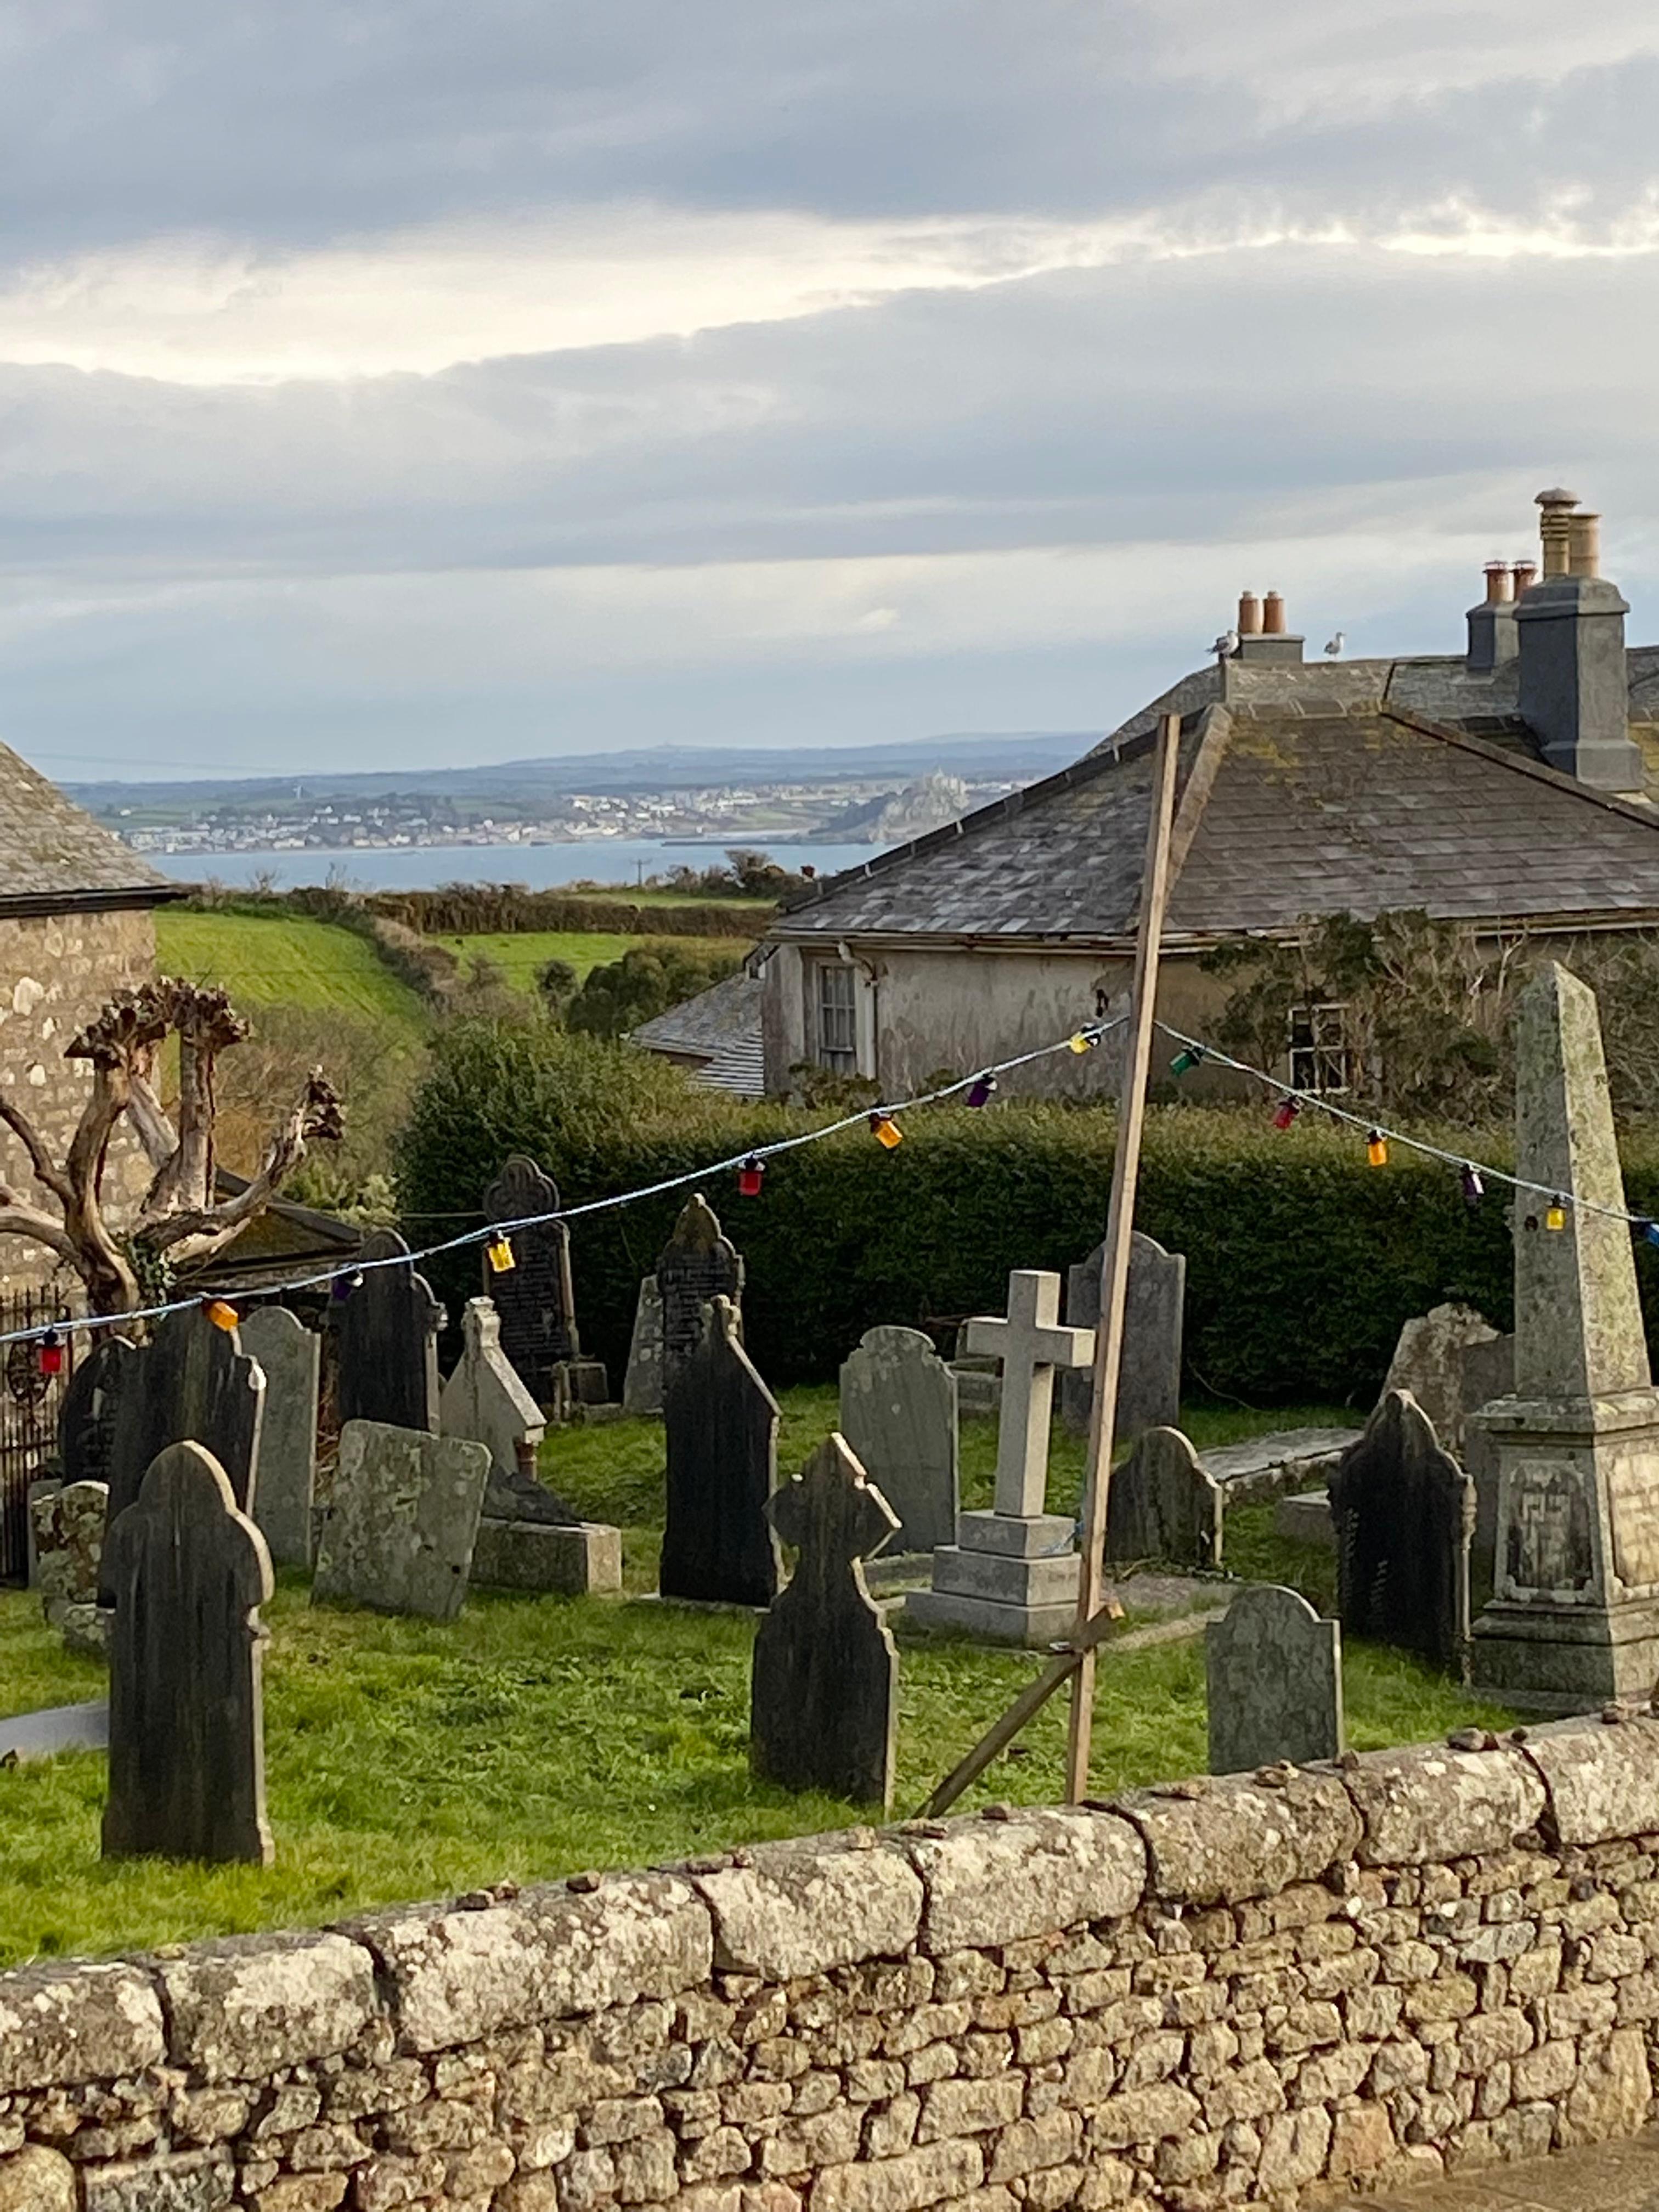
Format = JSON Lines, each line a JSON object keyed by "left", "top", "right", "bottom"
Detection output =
{"left": 105, "top": 1305, "right": 266, "bottom": 1527}
{"left": 482, "top": 1155, "right": 578, "bottom": 1403}
{"left": 661, "top": 1295, "right": 779, "bottom": 1607}
{"left": 753, "top": 1435, "right": 900, "bottom": 1810}
{"left": 1610, "top": 1449, "right": 1659, "bottom": 1593}
{"left": 58, "top": 1334, "right": 141, "bottom": 1488}
{"left": 1105, "top": 1426, "right": 1223, "bottom": 1571}
{"left": 623, "top": 1277, "right": 665, "bottom": 1415}
{"left": 1330, "top": 1390, "right": 1476, "bottom": 1669}
{"left": 240, "top": 1308, "right": 321, "bottom": 1571}
{"left": 838, "top": 1325, "right": 958, "bottom": 1555}
{"left": 1206, "top": 1583, "right": 1342, "bottom": 1775}
{"left": 102, "top": 1442, "right": 274, "bottom": 1867}
{"left": 1504, "top": 1460, "right": 1594, "bottom": 1599}
{"left": 657, "top": 1195, "right": 743, "bottom": 1387}
{"left": 335, "top": 1230, "right": 444, "bottom": 1434}
{"left": 313, "top": 1420, "right": 490, "bottom": 1622}
{"left": 1062, "top": 1232, "right": 1186, "bottom": 1440}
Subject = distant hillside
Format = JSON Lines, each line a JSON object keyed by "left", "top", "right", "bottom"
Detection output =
{"left": 820, "top": 772, "right": 973, "bottom": 843}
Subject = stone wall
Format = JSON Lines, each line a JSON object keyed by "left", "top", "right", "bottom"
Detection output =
{"left": 7, "top": 1714, "right": 1659, "bottom": 2211}
{"left": 0, "top": 905, "right": 159, "bottom": 1295}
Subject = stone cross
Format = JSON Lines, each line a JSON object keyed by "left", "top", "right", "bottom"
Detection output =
{"left": 1206, "top": 1583, "right": 1342, "bottom": 1775}
{"left": 105, "top": 1305, "right": 266, "bottom": 1527}
{"left": 240, "top": 1307, "right": 320, "bottom": 1570}
{"left": 657, "top": 1195, "right": 744, "bottom": 1389}
{"left": 661, "top": 1295, "right": 780, "bottom": 1607}
{"left": 336, "top": 1229, "right": 444, "bottom": 1434}
{"left": 101, "top": 1441, "right": 274, "bottom": 1866}
{"left": 752, "top": 1435, "right": 900, "bottom": 1810}
{"left": 962, "top": 1270, "right": 1094, "bottom": 1518}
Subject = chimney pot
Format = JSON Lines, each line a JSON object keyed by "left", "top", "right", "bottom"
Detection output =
{"left": 1262, "top": 591, "right": 1286, "bottom": 635}
{"left": 1484, "top": 561, "right": 1513, "bottom": 605}
{"left": 1536, "top": 486, "right": 1579, "bottom": 578}
{"left": 1511, "top": 561, "right": 1537, "bottom": 596}
{"left": 1568, "top": 511, "right": 1601, "bottom": 578}
{"left": 1237, "top": 591, "right": 1262, "bottom": 636}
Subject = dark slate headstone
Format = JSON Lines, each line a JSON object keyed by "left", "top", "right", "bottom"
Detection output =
{"left": 753, "top": 1434, "right": 900, "bottom": 1810}
{"left": 482, "top": 1154, "right": 579, "bottom": 1404}
{"left": 661, "top": 1294, "right": 778, "bottom": 1607}
{"left": 1105, "top": 1425, "right": 1223, "bottom": 1570}
{"left": 1062, "top": 1231, "right": 1186, "bottom": 1439}
{"left": 1207, "top": 1583, "right": 1342, "bottom": 1775}
{"left": 58, "top": 1333, "right": 141, "bottom": 1487}
{"left": 657, "top": 1195, "right": 743, "bottom": 1389}
{"left": 102, "top": 1441, "right": 274, "bottom": 1866}
{"left": 105, "top": 1306, "right": 266, "bottom": 1527}
{"left": 1329, "top": 1389, "right": 1476, "bottom": 1671}
{"left": 336, "top": 1229, "right": 444, "bottom": 1434}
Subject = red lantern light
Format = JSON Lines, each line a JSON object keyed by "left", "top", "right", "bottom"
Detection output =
{"left": 1272, "top": 1096, "right": 1301, "bottom": 1131}
{"left": 38, "top": 1329, "right": 63, "bottom": 1378}
{"left": 738, "top": 1156, "right": 765, "bottom": 1198}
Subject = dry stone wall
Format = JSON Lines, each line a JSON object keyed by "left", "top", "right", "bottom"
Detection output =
{"left": 8, "top": 1716, "right": 1659, "bottom": 2210}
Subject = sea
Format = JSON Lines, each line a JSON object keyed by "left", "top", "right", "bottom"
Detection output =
{"left": 146, "top": 837, "right": 889, "bottom": 894}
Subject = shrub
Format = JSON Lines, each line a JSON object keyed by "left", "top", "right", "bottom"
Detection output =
{"left": 566, "top": 944, "right": 747, "bottom": 1039}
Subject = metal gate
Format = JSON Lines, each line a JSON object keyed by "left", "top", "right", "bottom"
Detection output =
{"left": 0, "top": 1290, "right": 76, "bottom": 1583}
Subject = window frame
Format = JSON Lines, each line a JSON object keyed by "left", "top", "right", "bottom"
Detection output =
{"left": 1288, "top": 1000, "right": 1355, "bottom": 1096}
{"left": 815, "top": 961, "right": 859, "bottom": 1074}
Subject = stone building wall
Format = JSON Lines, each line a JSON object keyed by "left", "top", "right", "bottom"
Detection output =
{"left": 7, "top": 1714, "right": 1659, "bottom": 2209}
{"left": 0, "top": 905, "right": 159, "bottom": 1296}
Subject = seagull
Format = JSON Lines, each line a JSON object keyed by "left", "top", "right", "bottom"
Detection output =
{"left": 1323, "top": 630, "right": 1345, "bottom": 657}
{"left": 1212, "top": 629, "right": 1239, "bottom": 658}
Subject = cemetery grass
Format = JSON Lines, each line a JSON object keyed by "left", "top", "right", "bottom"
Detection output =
{"left": 1, "top": 1394, "right": 1515, "bottom": 1969}
{"left": 437, "top": 929, "right": 757, "bottom": 996}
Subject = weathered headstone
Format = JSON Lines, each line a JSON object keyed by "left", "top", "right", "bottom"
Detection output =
{"left": 1062, "top": 1231, "right": 1186, "bottom": 1439}
{"left": 838, "top": 1325, "right": 958, "bottom": 1555}
{"left": 58, "top": 1333, "right": 140, "bottom": 1487}
{"left": 1472, "top": 964, "right": 1659, "bottom": 1709}
{"left": 105, "top": 1305, "right": 266, "bottom": 1526}
{"left": 1207, "top": 1583, "right": 1342, "bottom": 1775}
{"left": 1463, "top": 1330, "right": 1516, "bottom": 1612}
{"left": 1330, "top": 1389, "right": 1475, "bottom": 1671}
{"left": 335, "top": 1229, "right": 443, "bottom": 1434}
{"left": 1381, "top": 1303, "right": 1503, "bottom": 1462}
{"left": 31, "top": 1480, "right": 110, "bottom": 1655}
{"left": 440, "top": 1299, "right": 548, "bottom": 1496}
{"left": 482, "top": 1155, "right": 608, "bottom": 1412}
{"left": 661, "top": 1295, "right": 780, "bottom": 1607}
{"left": 1105, "top": 1426, "right": 1223, "bottom": 1571}
{"left": 101, "top": 1442, "right": 274, "bottom": 1866}
{"left": 623, "top": 1277, "right": 665, "bottom": 1415}
{"left": 752, "top": 1435, "right": 900, "bottom": 1810}
{"left": 241, "top": 1307, "right": 320, "bottom": 1571}
{"left": 313, "top": 1420, "right": 490, "bottom": 1622}
{"left": 657, "top": 1195, "right": 743, "bottom": 1390}
{"left": 907, "top": 1269, "right": 1094, "bottom": 1645}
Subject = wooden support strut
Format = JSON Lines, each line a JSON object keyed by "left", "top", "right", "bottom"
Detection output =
{"left": 911, "top": 713, "right": 1181, "bottom": 1824}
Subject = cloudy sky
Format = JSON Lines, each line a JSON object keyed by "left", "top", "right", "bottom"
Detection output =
{"left": 4, "top": 1, "right": 1658, "bottom": 779}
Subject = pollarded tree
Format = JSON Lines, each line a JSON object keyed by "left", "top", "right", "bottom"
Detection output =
{"left": 0, "top": 977, "right": 342, "bottom": 1316}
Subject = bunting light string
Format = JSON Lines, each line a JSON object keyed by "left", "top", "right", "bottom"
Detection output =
{"left": 0, "top": 1015, "right": 1127, "bottom": 1353}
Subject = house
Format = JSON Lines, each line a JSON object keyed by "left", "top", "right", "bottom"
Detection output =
{"left": 0, "top": 742, "right": 185, "bottom": 1293}
{"left": 758, "top": 488, "right": 1659, "bottom": 1099}
{"left": 630, "top": 970, "right": 766, "bottom": 1097}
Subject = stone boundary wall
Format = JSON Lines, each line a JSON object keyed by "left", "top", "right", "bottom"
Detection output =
{"left": 8, "top": 1716, "right": 1659, "bottom": 2211}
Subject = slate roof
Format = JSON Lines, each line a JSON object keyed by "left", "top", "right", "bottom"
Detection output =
{"left": 631, "top": 970, "right": 762, "bottom": 1058}
{"left": 0, "top": 737, "right": 178, "bottom": 912}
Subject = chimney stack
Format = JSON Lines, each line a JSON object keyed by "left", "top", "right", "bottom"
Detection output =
{"left": 1231, "top": 588, "right": 1304, "bottom": 666}
{"left": 1467, "top": 561, "right": 1519, "bottom": 671}
{"left": 1516, "top": 488, "right": 1640, "bottom": 793}
{"left": 1237, "top": 591, "right": 1262, "bottom": 636}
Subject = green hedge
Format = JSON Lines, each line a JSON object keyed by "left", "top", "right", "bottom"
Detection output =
{"left": 395, "top": 1021, "right": 1659, "bottom": 1406}
{"left": 364, "top": 887, "right": 764, "bottom": 938}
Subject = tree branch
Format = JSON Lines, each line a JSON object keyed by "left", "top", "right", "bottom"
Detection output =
{"left": 0, "top": 1096, "right": 74, "bottom": 1210}
{"left": 125, "top": 1070, "right": 177, "bottom": 1172}
{"left": 0, "top": 1186, "right": 76, "bottom": 1261}
{"left": 140, "top": 1068, "right": 341, "bottom": 1269}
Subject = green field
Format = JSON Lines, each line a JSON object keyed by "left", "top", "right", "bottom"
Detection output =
{"left": 0, "top": 1389, "right": 1517, "bottom": 1968}
{"left": 438, "top": 929, "right": 747, "bottom": 994}
{"left": 156, "top": 909, "right": 426, "bottom": 1032}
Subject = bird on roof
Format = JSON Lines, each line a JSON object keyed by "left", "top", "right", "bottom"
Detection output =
{"left": 1212, "top": 629, "right": 1239, "bottom": 658}
{"left": 1323, "top": 631, "right": 1345, "bottom": 657}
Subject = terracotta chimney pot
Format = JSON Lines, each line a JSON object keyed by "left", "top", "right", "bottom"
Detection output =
{"left": 1484, "top": 561, "right": 1512, "bottom": 605}
{"left": 1262, "top": 591, "right": 1286, "bottom": 635}
{"left": 1237, "top": 591, "right": 1262, "bottom": 636}
{"left": 1568, "top": 511, "right": 1601, "bottom": 578}
{"left": 1511, "top": 561, "right": 1537, "bottom": 596}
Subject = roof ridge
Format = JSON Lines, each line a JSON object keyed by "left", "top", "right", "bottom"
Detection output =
{"left": 1380, "top": 707, "right": 1659, "bottom": 832}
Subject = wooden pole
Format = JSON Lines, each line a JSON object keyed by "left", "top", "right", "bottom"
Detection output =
{"left": 1063, "top": 712, "right": 1181, "bottom": 1803}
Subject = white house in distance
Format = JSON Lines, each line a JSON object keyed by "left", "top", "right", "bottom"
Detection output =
{"left": 755, "top": 488, "right": 1659, "bottom": 1101}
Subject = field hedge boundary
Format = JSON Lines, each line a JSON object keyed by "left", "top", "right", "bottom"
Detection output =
{"left": 364, "top": 884, "right": 765, "bottom": 938}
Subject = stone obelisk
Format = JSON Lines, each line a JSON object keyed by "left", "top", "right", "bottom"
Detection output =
{"left": 1470, "top": 963, "right": 1659, "bottom": 1710}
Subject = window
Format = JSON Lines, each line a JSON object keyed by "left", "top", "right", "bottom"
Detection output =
{"left": 1289, "top": 1002, "right": 1354, "bottom": 1095}
{"left": 816, "top": 963, "right": 858, "bottom": 1073}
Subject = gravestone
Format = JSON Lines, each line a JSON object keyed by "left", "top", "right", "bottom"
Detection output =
{"left": 335, "top": 1229, "right": 443, "bottom": 1434}
{"left": 1381, "top": 1303, "right": 1504, "bottom": 1462}
{"left": 482, "top": 1155, "right": 607, "bottom": 1412}
{"left": 241, "top": 1307, "right": 320, "bottom": 1570}
{"left": 623, "top": 1278, "right": 665, "bottom": 1415}
{"left": 1062, "top": 1231, "right": 1186, "bottom": 1440}
{"left": 58, "top": 1334, "right": 141, "bottom": 1487}
{"left": 1472, "top": 964, "right": 1659, "bottom": 1709}
{"left": 661, "top": 1295, "right": 780, "bottom": 1607}
{"left": 1463, "top": 1330, "right": 1516, "bottom": 1612}
{"left": 838, "top": 1325, "right": 958, "bottom": 1555}
{"left": 1330, "top": 1389, "right": 1475, "bottom": 1671}
{"left": 1206, "top": 1583, "right": 1342, "bottom": 1775}
{"left": 657, "top": 1195, "right": 744, "bottom": 1390}
{"left": 1104, "top": 1426, "right": 1223, "bottom": 1571}
{"left": 313, "top": 1420, "right": 490, "bottom": 1622}
{"left": 101, "top": 1441, "right": 274, "bottom": 1866}
{"left": 31, "top": 1480, "right": 110, "bottom": 1655}
{"left": 105, "top": 1305, "right": 266, "bottom": 1526}
{"left": 752, "top": 1435, "right": 900, "bottom": 1810}
{"left": 907, "top": 1269, "right": 1094, "bottom": 1645}
{"left": 440, "top": 1299, "right": 548, "bottom": 1495}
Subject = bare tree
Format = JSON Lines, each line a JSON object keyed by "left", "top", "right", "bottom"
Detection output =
{"left": 0, "top": 978, "right": 341, "bottom": 1316}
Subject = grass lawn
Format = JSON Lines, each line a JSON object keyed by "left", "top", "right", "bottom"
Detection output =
{"left": 0, "top": 1391, "right": 1516, "bottom": 1968}
{"left": 438, "top": 930, "right": 756, "bottom": 995}
{"left": 156, "top": 909, "right": 427, "bottom": 1035}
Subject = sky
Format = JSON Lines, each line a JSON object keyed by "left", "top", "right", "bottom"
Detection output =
{"left": 4, "top": 2, "right": 1659, "bottom": 780}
